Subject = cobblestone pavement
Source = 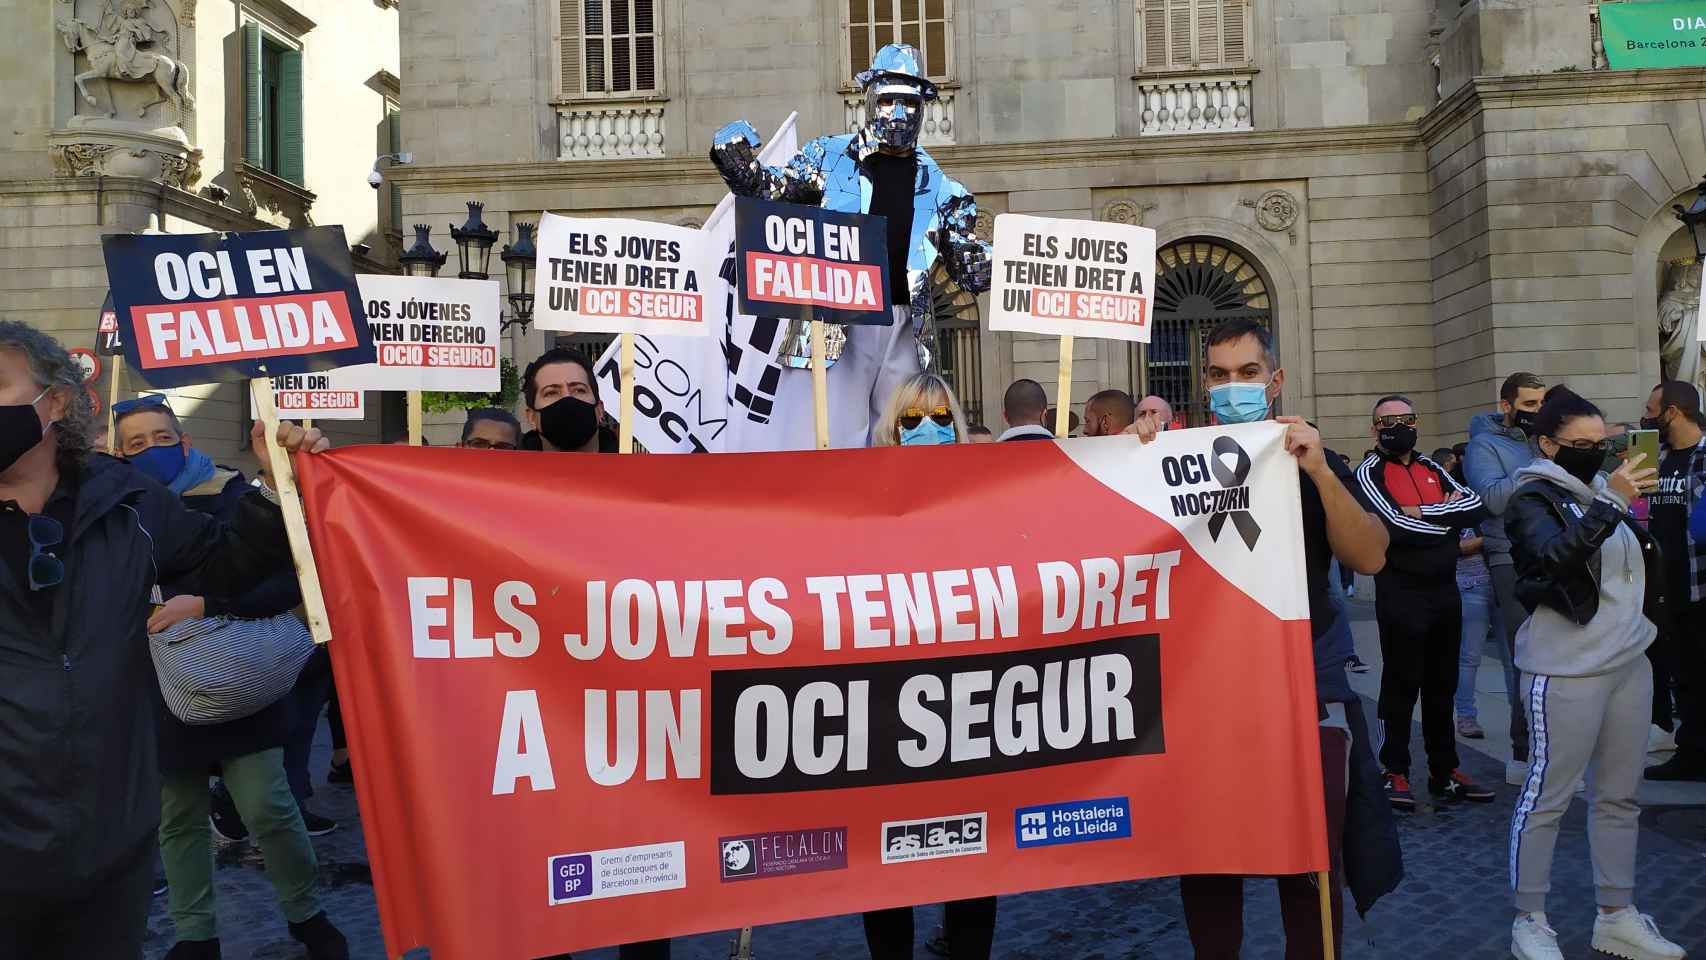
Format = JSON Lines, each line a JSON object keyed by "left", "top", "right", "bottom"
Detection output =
{"left": 145, "top": 595, "right": 1706, "bottom": 960}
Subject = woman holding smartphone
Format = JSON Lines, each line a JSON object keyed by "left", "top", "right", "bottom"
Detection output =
{"left": 1503, "top": 388, "right": 1684, "bottom": 960}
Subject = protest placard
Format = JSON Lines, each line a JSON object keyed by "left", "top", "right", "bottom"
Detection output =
{"left": 533, "top": 215, "right": 711, "bottom": 339}
{"left": 95, "top": 294, "right": 123, "bottom": 356}
{"left": 989, "top": 214, "right": 1157, "bottom": 435}
{"left": 298, "top": 422, "right": 1327, "bottom": 960}
{"left": 336, "top": 275, "right": 501, "bottom": 392}
{"left": 248, "top": 371, "right": 366, "bottom": 421}
{"left": 734, "top": 198, "right": 892, "bottom": 326}
{"left": 101, "top": 226, "right": 374, "bottom": 389}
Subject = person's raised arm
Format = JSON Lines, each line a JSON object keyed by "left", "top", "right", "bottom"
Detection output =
{"left": 1278, "top": 417, "right": 1387, "bottom": 575}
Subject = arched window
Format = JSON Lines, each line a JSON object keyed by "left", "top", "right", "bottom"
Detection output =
{"left": 1143, "top": 239, "right": 1272, "bottom": 427}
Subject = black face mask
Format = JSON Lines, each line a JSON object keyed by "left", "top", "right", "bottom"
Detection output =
{"left": 537, "top": 395, "right": 600, "bottom": 451}
{"left": 1378, "top": 423, "right": 1417, "bottom": 456}
{"left": 1512, "top": 409, "right": 1538, "bottom": 436}
{"left": 1639, "top": 415, "right": 1661, "bottom": 433}
{"left": 0, "top": 392, "right": 49, "bottom": 475}
{"left": 1551, "top": 445, "right": 1604, "bottom": 487}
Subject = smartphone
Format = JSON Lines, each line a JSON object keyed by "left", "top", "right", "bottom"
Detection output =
{"left": 1629, "top": 428, "right": 1661, "bottom": 469}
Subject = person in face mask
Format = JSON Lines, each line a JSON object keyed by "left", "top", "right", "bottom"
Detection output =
{"left": 1640, "top": 380, "right": 1706, "bottom": 782}
{"left": 872, "top": 372, "right": 967, "bottom": 447}
{"left": 520, "top": 347, "right": 618, "bottom": 454}
{"left": 1463, "top": 371, "right": 1546, "bottom": 784}
{"left": 0, "top": 321, "right": 328, "bottom": 960}
{"left": 1180, "top": 319, "right": 1396, "bottom": 960}
{"left": 1502, "top": 388, "right": 1685, "bottom": 960}
{"left": 1352, "top": 395, "right": 1494, "bottom": 811}
{"left": 113, "top": 396, "right": 347, "bottom": 960}
{"left": 521, "top": 347, "right": 661, "bottom": 960}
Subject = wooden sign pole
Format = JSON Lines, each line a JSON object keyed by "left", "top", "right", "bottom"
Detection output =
{"left": 407, "top": 390, "right": 423, "bottom": 446}
{"left": 1318, "top": 869, "right": 1335, "bottom": 960}
{"left": 1054, "top": 334, "right": 1074, "bottom": 438}
{"left": 302, "top": 418, "right": 313, "bottom": 431}
{"left": 105, "top": 355, "right": 122, "bottom": 454}
{"left": 249, "top": 377, "right": 334, "bottom": 646}
{"left": 619, "top": 332, "right": 636, "bottom": 454}
{"left": 810, "top": 319, "right": 830, "bottom": 450}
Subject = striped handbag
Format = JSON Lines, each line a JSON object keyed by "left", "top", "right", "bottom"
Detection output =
{"left": 148, "top": 612, "right": 316, "bottom": 725}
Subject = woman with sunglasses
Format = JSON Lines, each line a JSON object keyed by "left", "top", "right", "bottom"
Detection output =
{"left": 0, "top": 321, "right": 329, "bottom": 960}
{"left": 862, "top": 372, "right": 994, "bottom": 959}
{"left": 1503, "top": 388, "right": 1685, "bottom": 960}
{"left": 872, "top": 372, "right": 967, "bottom": 447}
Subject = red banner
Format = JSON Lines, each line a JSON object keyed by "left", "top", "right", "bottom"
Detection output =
{"left": 297, "top": 424, "right": 1325, "bottom": 960}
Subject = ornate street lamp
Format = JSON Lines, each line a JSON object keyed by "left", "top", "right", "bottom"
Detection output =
{"left": 499, "top": 222, "right": 537, "bottom": 332}
{"left": 1673, "top": 176, "right": 1706, "bottom": 259}
{"left": 398, "top": 224, "right": 447, "bottom": 278}
{"left": 450, "top": 200, "right": 499, "bottom": 280}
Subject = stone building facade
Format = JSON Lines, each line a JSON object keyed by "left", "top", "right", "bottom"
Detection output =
{"left": 389, "top": 0, "right": 1706, "bottom": 452}
{"left": 1, "top": 0, "right": 401, "bottom": 459}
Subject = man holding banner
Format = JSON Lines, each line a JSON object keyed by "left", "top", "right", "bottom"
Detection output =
{"left": 708, "top": 43, "right": 991, "bottom": 450}
{"left": 0, "top": 321, "right": 331, "bottom": 959}
{"left": 1177, "top": 319, "right": 1400, "bottom": 958}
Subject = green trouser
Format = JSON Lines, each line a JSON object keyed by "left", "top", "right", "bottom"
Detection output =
{"left": 159, "top": 747, "right": 321, "bottom": 942}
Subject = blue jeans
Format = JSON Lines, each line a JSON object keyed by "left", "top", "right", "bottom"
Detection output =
{"left": 1455, "top": 577, "right": 1493, "bottom": 718}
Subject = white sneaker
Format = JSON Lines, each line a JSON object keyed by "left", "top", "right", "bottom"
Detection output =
{"left": 1648, "top": 724, "right": 1678, "bottom": 761}
{"left": 1592, "top": 907, "right": 1686, "bottom": 960}
{"left": 1512, "top": 912, "right": 1564, "bottom": 960}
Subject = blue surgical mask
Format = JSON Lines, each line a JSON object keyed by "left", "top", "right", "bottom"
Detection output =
{"left": 900, "top": 419, "right": 956, "bottom": 446}
{"left": 1208, "top": 381, "right": 1272, "bottom": 424}
{"left": 129, "top": 442, "right": 187, "bottom": 486}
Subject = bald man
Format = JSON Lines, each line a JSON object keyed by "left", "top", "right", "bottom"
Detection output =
{"left": 1138, "top": 395, "right": 1174, "bottom": 430}
{"left": 1000, "top": 378, "right": 1053, "bottom": 441}
{"left": 1084, "top": 390, "right": 1136, "bottom": 438}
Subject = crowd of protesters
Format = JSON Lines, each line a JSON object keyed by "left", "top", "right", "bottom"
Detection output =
{"left": 1, "top": 315, "right": 1701, "bottom": 960}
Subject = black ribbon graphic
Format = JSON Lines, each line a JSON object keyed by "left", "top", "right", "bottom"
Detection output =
{"left": 1206, "top": 435, "right": 1262, "bottom": 550}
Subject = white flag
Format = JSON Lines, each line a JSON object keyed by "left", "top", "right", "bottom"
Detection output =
{"left": 594, "top": 114, "right": 800, "bottom": 453}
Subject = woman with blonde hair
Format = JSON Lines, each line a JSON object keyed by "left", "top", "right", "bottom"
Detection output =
{"left": 872, "top": 372, "right": 967, "bottom": 447}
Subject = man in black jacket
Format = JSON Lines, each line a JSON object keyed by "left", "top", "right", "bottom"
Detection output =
{"left": 0, "top": 320, "right": 329, "bottom": 959}
{"left": 116, "top": 396, "right": 346, "bottom": 960}
{"left": 1354, "top": 394, "right": 1495, "bottom": 809}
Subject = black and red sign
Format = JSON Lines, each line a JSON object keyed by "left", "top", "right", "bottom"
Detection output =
{"left": 95, "top": 293, "right": 123, "bottom": 356}
{"left": 101, "top": 227, "right": 375, "bottom": 388}
{"left": 734, "top": 198, "right": 892, "bottom": 326}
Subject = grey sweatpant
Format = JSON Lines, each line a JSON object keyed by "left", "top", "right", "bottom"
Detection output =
{"left": 1508, "top": 655, "right": 1653, "bottom": 913}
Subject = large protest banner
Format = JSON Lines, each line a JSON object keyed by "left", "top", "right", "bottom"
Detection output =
{"left": 297, "top": 422, "right": 1324, "bottom": 959}
{"left": 102, "top": 226, "right": 373, "bottom": 388}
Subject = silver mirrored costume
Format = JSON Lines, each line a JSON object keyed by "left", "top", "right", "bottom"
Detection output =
{"left": 710, "top": 44, "right": 992, "bottom": 370}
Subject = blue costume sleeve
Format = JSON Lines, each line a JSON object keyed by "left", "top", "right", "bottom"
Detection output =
{"left": 708, "top": 121, "right": 828, "bottom": 205}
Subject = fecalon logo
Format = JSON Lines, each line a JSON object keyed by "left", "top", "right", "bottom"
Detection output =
{"left": 1013, "top": 797, "right": 1132, "bottom": 849}
{"left": 881, "top": 813, "right": 987, "bottom": 864}
{"left": 1160, "top": 434, "right": 1261, "bottom": 549}
{"left": 718, "top": 826, "right": 848, "bottom": 882}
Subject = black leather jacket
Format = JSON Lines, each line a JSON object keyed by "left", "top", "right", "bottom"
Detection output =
{"left": 1506, "top": 478, "right": 1664, "bottom": 627}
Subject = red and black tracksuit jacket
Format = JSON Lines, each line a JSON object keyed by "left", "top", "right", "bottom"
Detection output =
{"left": 1354, "top": 450, "right": 1488, "bottom": 582}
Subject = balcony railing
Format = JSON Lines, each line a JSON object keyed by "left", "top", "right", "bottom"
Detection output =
{"left": 1135, "top": 72, "right": 1254, "bottom": 135}
{"left": 841, "top": 89, "right": 957, "bottom": 146}
{"left": 557, "top": 103, "right": 666, "bottom": 161}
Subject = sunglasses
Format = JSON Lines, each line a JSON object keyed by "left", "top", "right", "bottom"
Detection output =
{"left": 1548, "top": 437, "right": 1612, "bottom": 454}
{"left": 1373, "top": 414, "right": 1418, "bottom": 428}
{"left": 898, "top": 406, "right": 953, "bottom": 430}
{"left": 111, "top": 394, "right": 171, "bottom": 417}
{"left": 26, "top": 513, "right": 63, "bottom": 591}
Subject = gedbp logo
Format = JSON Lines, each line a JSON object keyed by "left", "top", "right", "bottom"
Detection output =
{"left": 720, "top": 839, "right": 757, "bottom": 879}
{"left": 881, "top": 813, "right": 987, "bottom": 864}
{"left": 1161, "top": 435, "right": 1261, "bottom": 549}
{"left": 1013, "top": 797, "right": 1132, "bottom": 849}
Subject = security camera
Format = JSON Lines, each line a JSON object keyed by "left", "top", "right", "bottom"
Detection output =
{"left": 367, "top": 166, "right": 384, "bottom": 189}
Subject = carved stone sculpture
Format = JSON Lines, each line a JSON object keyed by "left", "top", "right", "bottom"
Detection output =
{"left": 1658, "top": 259, "right": 1703, "bottom": 394}
{"left": 56, "top": 0, "right": 193, "bottom": 124}
{"left": 1101, "top": 197, "right": 1158, "bottom": 227}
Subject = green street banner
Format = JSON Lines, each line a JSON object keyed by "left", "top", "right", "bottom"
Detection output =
{"left": 1601, "top": 2, "right": 1706, "bottom": 69}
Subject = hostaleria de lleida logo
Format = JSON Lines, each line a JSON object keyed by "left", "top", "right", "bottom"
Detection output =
{"left": 1162, "top": 435, "right": 1261, "bottom": 550}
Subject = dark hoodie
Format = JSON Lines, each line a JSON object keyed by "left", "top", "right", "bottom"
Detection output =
{"left": 0, "top": 454, "right": 292, "bottom": 896}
